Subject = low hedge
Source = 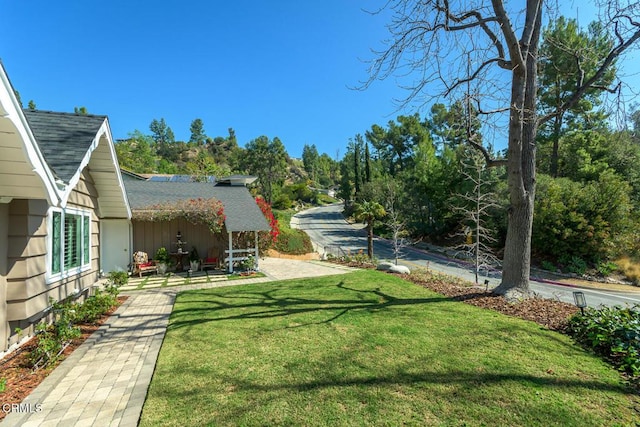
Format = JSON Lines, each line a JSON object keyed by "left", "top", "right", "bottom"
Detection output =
{"left": 567, "top": 305, "right": 640, "bottom": 385}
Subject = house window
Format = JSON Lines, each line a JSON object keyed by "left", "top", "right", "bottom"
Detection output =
{"left": 51, "top": 211, "right": 62, "bottom": 274}
{"left": 49, "top": 208, "right": 91, "bottom": 281}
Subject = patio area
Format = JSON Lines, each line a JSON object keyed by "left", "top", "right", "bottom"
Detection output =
{"left": 119, "top": 269, "right": 264, "bottom": 292}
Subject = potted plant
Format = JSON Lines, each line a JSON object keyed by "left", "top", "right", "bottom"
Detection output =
{"left": 239, "top": 254, "right": 256, "bottom": 274}
{"left": 155, "top": 247, "right": 170, "bottom": 274}
{"left": 189, "top": 247, "right": 200, "bottom": 271}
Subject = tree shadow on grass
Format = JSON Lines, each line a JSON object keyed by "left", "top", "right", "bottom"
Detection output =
{"left": 212, "top": 369, "right": 636, "bottom": 423}
{"left": 216, "top": 368, "right": 632, "bottom": 395}
{"left": 145, "top": 367, "right": 636, "bottom": 426}
{"left": 166, "top": 278, "right": 586, "bottom": 357}
{"left": 167, "top": 279, "right": 447, "bottom": 331}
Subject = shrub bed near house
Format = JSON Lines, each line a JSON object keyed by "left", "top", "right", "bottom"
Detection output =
{"left": 0, "top": 271, "right": 128, "bottom": 421}
{"left": 30, "top": 271, "right": 127, "bottom": 369}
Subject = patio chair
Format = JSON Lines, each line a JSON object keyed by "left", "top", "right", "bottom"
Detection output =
{"left": 132, "top": 251, "right": 158, "bottom": 278}
{"left": 200, "top": 248, "right": 219, "bottom": 271}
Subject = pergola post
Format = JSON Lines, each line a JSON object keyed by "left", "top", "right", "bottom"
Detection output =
{"left": 254, "top": 231, "right": 259, "bottom": 271}
{"left": 228, "top": 231, "right": 233, "bottom": 273}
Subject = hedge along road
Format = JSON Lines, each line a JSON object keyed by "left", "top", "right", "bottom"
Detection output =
{"left": 292, "top": 203, "right": 640, "bottom": 308}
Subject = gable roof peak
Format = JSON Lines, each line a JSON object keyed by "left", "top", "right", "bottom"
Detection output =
{"left": 23, "top": 109, "right": 107, "bottom": 183}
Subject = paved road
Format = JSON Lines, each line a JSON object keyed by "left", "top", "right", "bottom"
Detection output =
{"left": 293, "top": 204, "right": 640, "bottom": 308}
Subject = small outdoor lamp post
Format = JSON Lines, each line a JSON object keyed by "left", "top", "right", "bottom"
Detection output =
{"left": 573, "top": 291, "right": 587, "bottom": 315}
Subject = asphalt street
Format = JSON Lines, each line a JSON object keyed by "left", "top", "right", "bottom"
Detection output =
{"left": 293, "top": 203, "right": 640, "bottom": 308}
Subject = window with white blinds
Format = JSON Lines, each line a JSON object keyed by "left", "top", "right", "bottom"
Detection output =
{"left": 49, "top": 208, "right": 91, "bottom": 280}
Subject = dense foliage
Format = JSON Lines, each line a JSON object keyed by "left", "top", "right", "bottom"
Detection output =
{"left": 272, "top": 210, "right": 314, "bottom": 255}
{"left": 568, "top": 305, "right": 640, "bottom": 385}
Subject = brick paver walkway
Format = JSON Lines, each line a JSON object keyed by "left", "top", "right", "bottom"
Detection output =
{"left": 2, "top": 258, "right": 354, "bottom": 427}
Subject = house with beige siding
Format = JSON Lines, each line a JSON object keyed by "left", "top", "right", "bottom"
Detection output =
{"left": 0, "top": 62, "right": 131, "bottom": 354}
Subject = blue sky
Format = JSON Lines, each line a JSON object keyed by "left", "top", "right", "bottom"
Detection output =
{"left": 1, "top": 0, "right": 404, "bottom": 159}
{"left": 1, "top": 1, "right": 638, "bottom": 159}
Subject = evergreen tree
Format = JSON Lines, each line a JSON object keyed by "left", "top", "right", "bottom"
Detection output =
{"left": 302, "top": 144, "right": 319, "bottom": 183}
{"left": 189, "top": 118, "right": 206, "bottom": 145}
{"left": 150, "top": 118, "right": 174, "bottom": 145}
{"left": 538, "top": 17, "right": 617, "bottom": 177}
{"left": 240, "top": 136, "right": 288, "bottom": 203}
{"left": 353, "top": 135, "right": 363, "bottom": 199}
{"left": 364, "top": 142, "right": 372, "bottom": 183}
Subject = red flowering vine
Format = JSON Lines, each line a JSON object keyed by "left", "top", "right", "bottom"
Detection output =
{"left": 256, "top": 196, "right": 279, "bottom": 243}
{"left": 132, "top": 198, "right": 226, "bottom": 233}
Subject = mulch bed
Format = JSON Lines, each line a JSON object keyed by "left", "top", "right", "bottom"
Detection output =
{"left": 408, "top": 270, "right": 579, "bottom": 331}
{"left": 0, "top": 296, "right": 127, "bottom": 421}
{"left": 334, "top": 260, "right": 579, "bottom": 331}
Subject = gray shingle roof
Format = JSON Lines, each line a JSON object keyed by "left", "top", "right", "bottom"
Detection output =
{"left": 124, "top": 180, "right": 270, "bottom": 232}
{"left": 23, "top": 110, "right": 107, "bottom": 183}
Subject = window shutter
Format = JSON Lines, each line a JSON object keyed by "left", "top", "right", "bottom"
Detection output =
{"left": 83, "top": 215, "right": 90, "bottom": 265}
{"left": 52, "top": 211, "right": 62, "bottom": 274}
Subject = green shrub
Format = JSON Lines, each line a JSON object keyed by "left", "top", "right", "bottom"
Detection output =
{"left": 28, "top": 285, "right": 122, "bottom": 369}
{"left": 0, "top": 377, "right": 6, "bottom": 393}
{"left": 74, "top": 290, "right": 118, "bottom": 324}
{"left": 108, "top": 270, "right": 129, "bottom": 288}
{"left": 30, "top": 299, "right": 81, "bottom": 368}
{"left": 560, "top": 255, "right": 587, "bottom": 275}
{"left": 272, "top": 194, "right": 292, "bottom": 210}
{"left": 155, "top": 247, "right": 170, "bottom": 264}
{"left": 317, "top": 193, "right": 337, "bottom": 205}
{"left": 596, "top": 261, "right": 618, "bottom": 277}
{"left": 273, "top": 228, "right": 314, "bottom": 254}
{"left": 541, "top": 260, "right": 556, "bottom": 272}
{"left": 350, "top": 250, "right": 377, "bottom": 265}
{"left": 568, "top": 305, "right": 640, "bottom": 381}
{"left": 533, "top": 173, "right": 634, "bottom": 263}
{"left": 283, "top": 182, "right": 318, "bottom": 204}
{"left": 329, "top": 249, "right": 377, "bottom": 266}
{"left": 238, "top": 254, "right": 256, "bottom": 271}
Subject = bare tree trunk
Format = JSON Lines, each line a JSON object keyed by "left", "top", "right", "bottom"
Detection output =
{"left": 494, "top": 69, "right": 531, "bottom": 299}
{"left": 494, "top": 3, "right": 541, "bottom": 300}
{"left": 550, "top": 87, "right": 562, "bottom": 177}
{"left": 367, "top": 221, "right": 374, "bottom": 259}
{"left": 496, "top": 192, "right": 535, "bottom": 299}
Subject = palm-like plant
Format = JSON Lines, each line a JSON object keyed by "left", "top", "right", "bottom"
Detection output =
{"left": 353, "top": 201, "right": 386, "bottom": 259}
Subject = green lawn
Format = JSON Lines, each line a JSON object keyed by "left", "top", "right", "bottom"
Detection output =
{"left": 140, "top": 270, "right": 638, "bottom": 426}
